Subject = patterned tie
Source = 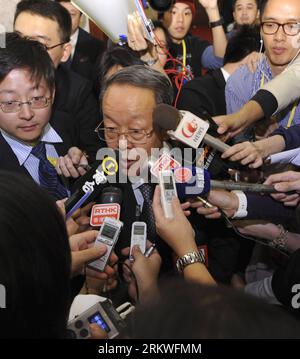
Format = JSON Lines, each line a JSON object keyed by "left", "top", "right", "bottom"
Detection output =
{"left": 139, "top": 183, "right": 157, "bottom": 243}
{"left": 31, "top": 142, "right": 69, "bottom": 200}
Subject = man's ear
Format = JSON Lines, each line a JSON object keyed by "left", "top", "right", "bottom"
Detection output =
{"left": 256, "top": 10, "right": 260, "bottom": 19}
{"left": 60, "top": 42, "right": 72, "bottom": 63}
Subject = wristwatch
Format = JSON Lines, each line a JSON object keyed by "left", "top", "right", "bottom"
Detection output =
{"left": 209, "top": 18, "right": 224, "bottom": 29}
{"left": 176, "top": 251, "right": 206, "bottom": 272}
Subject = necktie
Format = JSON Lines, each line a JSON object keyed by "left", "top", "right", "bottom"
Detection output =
{"left": 139, "top": 183, "right": 157, "bottom": 243}
{"left": 31, "top": 142, "right": 69, "bottom": 200}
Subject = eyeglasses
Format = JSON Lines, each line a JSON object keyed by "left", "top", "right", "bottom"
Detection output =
{"left": 261, "top": 22, "right": 300, "bottom": 36}
{"left": 0, "top": 96, "right": 52, "bottom": 113}
{"left": 23, "top": 36, "right": 69, "bottom": 51}
{"left": 42, "top": 41, "right": 68, "bottom": 51}
{"left": 95, "top": 121, "right": 154, "bottom": 144}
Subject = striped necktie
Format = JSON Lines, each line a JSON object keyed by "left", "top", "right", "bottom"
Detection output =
{"left": 31, "top": 142, "right": 69, "bottom": 200}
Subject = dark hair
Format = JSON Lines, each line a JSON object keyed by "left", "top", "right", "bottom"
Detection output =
{"left": 101, "top": 65, "right": 174, "bottom": 105}
{"left": 0, "top": 172, "right": 71, "bottom": 339}
{"left": 0, "top": 32, "right": 56, "bottom": 95}
{"left": 152, "top": 20, "right": 172, "bottom": 49}
{"left": 14, "top": 0, "right": 72, "bottom": 43}
{"left": 259, "top": 0, "right": 268, "bottom": 19}
{"left": 224, "top": 25, "right": 261, "bottom": 64}
{"left": 125, "top": 280, "right": 300, "bottom": 339}
{"left": 232, "top": 0, "right": 259, "bottom": 11}
{"left": 97, "top": 46, "right": 144, "bottom": 88}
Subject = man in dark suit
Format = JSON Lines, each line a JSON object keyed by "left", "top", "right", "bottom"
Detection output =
{"left": 57, "top": 0, "right": 105, "bottom": 82}
{"left": 95, "top": 64, "right": 240, "bottom": 281}
{"left": 14, "top": 0, "right": 100, "bottom": 160}
{"left": 0, "top": 33, "right": 73, "bottom": 200}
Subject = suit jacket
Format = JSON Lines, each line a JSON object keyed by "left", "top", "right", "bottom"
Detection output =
{"left": 53, "top": 65, "right": 100, "bottom": 160}
{"left": 0, "top": 131, "right": 71, "bottom": 182}
{"left": 177, "top": 68, "right": 227, "bottom": 117}
{"left": 71, "top": 28, "right": 105, "bottom": 82}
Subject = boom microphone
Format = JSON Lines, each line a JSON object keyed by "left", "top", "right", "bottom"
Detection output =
{"left": 153, "top": 104, "right": 231, "bottom": 153}
{"left": 172, "top": 166, "right": 279, "bottom": 200}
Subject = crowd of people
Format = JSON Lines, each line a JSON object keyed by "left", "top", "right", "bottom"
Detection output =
{"left": 1, "top": 0, "right": 300, "bottom": 339}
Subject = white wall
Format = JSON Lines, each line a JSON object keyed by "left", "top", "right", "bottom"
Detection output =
{"left": 0, "top": 0, "right": 20, "bottom": 32}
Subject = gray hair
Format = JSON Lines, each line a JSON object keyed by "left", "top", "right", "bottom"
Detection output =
{"left": 100, "top": 65, "right": 174, "bottom": 105}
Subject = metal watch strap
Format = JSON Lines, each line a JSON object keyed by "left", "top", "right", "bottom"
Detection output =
{"left": 176, "top": 251, "right": 206, "bottom": 272}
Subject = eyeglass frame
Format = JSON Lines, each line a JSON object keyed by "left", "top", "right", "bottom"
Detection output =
{"left": 23, "top": 35, "right": 69, "bottom": 51}
{"left": 261, "top": 21, "right": 300, "bottom": 36}
{"left": 94, "top": 121, "right": 155, "bottom": 144}
{"left": 0, "top": 96, "right": 52, "bottom": 113}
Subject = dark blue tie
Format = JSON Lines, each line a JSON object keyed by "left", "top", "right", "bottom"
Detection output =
{"left": 139, "top": 183, "right": 157, "bottom": 243}
{"left": 31, "top": 142, "right": 69, "bottom": 200}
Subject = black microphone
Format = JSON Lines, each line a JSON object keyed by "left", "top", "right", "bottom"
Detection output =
{"left": 65, "top": 154, "right": 120, "bottom": 218}
{"left": 153, "top": 104, "right": 231, "bottom": 153}
{"left": 148, "top": 0, "right": 174, "bottom": 11}
{"left": 90, "top": 187, "right": 123, "bottom": 228}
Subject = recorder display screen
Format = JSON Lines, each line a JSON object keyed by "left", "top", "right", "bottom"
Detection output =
{"left": 163, "top": 176, "right": 174, "bottom": 190}
{"left": 88, "top": 312, "right": 110, "bottom": 333}
{"left": 134, "top": 225, "right": 145, "bottom": 236}
{"left": 101, "top": 224, "right": 118, "bottom": 240}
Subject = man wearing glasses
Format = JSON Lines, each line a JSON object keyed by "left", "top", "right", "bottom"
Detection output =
{"left": 13, "top": 0, "right": 100, "bottom": 165}
{"left": 225, "top": 0, "right": 300, "bottom": 133}
{"left": 0, "top": 33, "right": 71, "bottom": 200}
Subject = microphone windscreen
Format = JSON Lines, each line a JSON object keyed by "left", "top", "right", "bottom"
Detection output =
{"left": 174, "top": 167, "right": 211, "bottom": 200}
{"left": 99, "top": 186, "right": 123, "bottom": 205}
{"left": 153, "top": 104, "right": 180, "bottom": 131}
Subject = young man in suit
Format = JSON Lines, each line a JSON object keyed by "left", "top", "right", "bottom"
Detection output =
{"left": 56, "top": 0, "right": 105, "bottom": 82}
{"left": 14, "top": 0, "right": 100, "bottom": 161}
{"left": 0, "top": 33, "right": 72, "bottom": 200}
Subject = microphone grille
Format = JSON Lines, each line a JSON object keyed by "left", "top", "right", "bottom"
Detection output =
{"left": 153, "top": 103, "right": 180, "bottom": 132}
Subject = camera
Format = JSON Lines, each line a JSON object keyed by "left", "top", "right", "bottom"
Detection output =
{"left": 67, "top": 299, "right": 126, "bottom": 339}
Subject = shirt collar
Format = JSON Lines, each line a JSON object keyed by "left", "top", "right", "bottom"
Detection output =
{"left": 70, "top": 29, "right": 79, "bottom": 58}
{"left": 0, "top": 124, "right": 62, "bottom": 166}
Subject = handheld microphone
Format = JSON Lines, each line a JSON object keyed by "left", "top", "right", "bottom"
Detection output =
{"left": 90, "top": 187, "right": 123, "bottom": 227}
{"left": 153, "top": 104, "right": 231, "bottom": 153}
{"left": 173, "top": 166, "right": 279, "bottom": 200}
{"left": 65, "top": 154, "right": 119, "bottom": 218}
{"left": 148, "top": 0, "right": 174, "bottom": 11}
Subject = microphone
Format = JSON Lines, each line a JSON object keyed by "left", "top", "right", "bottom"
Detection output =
{"left": 172, "top": 166, "right": 278, "bottom": 200}
{"left": 153, "top": 104, "right": 231, "bottom": 153}
{"left": 65, "top": 154, "right": 120, "bottom": 218}
{"left": 148, "top": 0, "right": 174, "bottom": 11}
{"left": 90, "top": 187, "right": 123, "bottom": 227}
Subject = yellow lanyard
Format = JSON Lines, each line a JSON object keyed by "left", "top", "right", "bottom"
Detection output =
{"left": 260, "top": 73, "right": 297, "bottom": 128}
{"left": 182, "top": 39, "right": 187, "bottom": 74}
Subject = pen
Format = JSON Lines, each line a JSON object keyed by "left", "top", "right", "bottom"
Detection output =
{"left": 145, "top": 243, "right": 156, "bottom": 258}
{"left": 74, "top": 164, "right": 92, "bottom": 171}
{"left": 196, "top": 196, "right": 214, "bottom": 208}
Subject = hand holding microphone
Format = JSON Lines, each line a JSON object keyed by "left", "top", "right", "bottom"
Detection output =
{"left": 153, "top": 104, "right": 231, "bottom": 153}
